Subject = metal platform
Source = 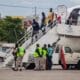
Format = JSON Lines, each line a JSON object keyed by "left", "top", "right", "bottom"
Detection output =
{"left": 57, "top": 24, "right": 80, "bottom": 38}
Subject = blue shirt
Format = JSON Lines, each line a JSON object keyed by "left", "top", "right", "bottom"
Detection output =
{"left": 48, "top": 47, "right": 53, "bottom": 56}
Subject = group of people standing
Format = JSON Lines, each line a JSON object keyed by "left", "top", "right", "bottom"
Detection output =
{"left": 12, "top": 37, "right": 60, "bottom": 71}
{"left": 12, "top": 43, "right": 53, "bottom": 71}
{"left": 33, "top": 43, "right": 53, "bottom": 70}
{"left": 33, "top": 37, "right": 60, "bottom": 70}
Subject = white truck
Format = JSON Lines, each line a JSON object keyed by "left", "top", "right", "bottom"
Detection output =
{"left": 23, "top": 45, "right": 80, "bottom": 70}
{"left": 52, "top": 45, "right": 80, "bottom": 69}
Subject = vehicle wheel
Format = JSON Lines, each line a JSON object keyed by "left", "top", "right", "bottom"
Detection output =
{"left": 74, "top": 64, "right": 77, "bottom": 70}
{"left": 66, "top": 64, "right": 70, "bottom": 70}
{"left": 61, "top": 64, "right": 69, "bottom": 70}
{"left": 0, "top": 57, "right": 4, "bottom": 62}
{"left": 25, "top": 63, "right": 35, "bottom": 70}
{"left": 77, "top": 61, "right": 80, "bottom": 70}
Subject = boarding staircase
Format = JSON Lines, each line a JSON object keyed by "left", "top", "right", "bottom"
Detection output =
{"left": 0, "top": 21, "right": 57, "bottom": 68}
{"left": 22, "top": 23, "right": 59, "bottom": 69}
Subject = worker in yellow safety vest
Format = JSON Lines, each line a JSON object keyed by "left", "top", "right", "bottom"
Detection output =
{"left": 42, "top": 44, "right": 48, "bottom": 70}
{"left": 33, "top": 44, "right": 45, "bottom": 70}
{"left": 15, "top": 47, "right": 25, "bottom": 71}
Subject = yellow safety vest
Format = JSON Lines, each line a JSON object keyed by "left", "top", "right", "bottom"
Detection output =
{"left": 33, "top": 47, "right": 42, "bottom": 58}
{"left": 17, "top": 47, "right": 25, "bottom": 57}
{"left": 42, "top": 49, "right": 47, "bottom": 57}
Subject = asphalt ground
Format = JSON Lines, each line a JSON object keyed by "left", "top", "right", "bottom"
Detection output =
{"left": 0, "top": 67, "right": 80, "bottom": 80}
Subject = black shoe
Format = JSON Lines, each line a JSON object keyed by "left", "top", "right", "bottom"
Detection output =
{"left": 12, "top": 68, "right": 18, "bottom": 71}
{"left": 19, "top": 69, "right": 22, "bottom": 71}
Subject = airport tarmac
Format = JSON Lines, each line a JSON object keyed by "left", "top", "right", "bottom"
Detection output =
{"left": 0, "top": 67, "right": 80, "bottom": 80}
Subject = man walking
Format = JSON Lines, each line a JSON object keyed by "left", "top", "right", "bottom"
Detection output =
{"left": 32, "top": 19, "right": 40, "bottom": 43}
{"left": 47, "top": 8, "right": 54, "bottom": 28}
{"left": 41, "top": 12, "right": 46, "bottom": 34}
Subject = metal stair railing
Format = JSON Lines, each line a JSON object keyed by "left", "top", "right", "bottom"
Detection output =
{"left": 16, "top": 27, "right": 33, "bottom": 46}
{"left": 17, "top": 21, "right": 57, "bottom": 49}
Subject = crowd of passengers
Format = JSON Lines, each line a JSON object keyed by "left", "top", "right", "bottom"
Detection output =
{"left": 27, "top": 8, "right": 62, "bottom": 43}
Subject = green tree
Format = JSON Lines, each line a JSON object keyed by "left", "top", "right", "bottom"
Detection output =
{"left": 0, "top": 16, "right": 24, "bottom": 43}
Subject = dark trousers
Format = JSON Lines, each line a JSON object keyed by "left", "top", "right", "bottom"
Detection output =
{"left": 46, "top": 56, "right": 52, "bottom": 70}
{"left": 14, "top": 57, "right": 17, "bottom": 67}
{"left": 48, "top": 20, "right": 53, "bottom": 28}
{"left": 32, "top": 30, "right": 39, "bottom": 42}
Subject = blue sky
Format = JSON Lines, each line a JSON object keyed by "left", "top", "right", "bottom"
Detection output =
{"left": 0, "top": 0, "right": 80, "bottom": 17}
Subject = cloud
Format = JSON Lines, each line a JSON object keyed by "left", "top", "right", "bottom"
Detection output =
{"left": 18, "top": 0, "right": 51, "bottom": 8}
{"left": 70, "top": 0, "right": 80, "bottom": 4}
{"left": 19, "top": 0, "right": 49, "bottom": 4}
